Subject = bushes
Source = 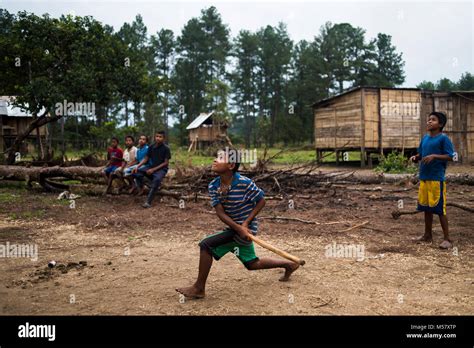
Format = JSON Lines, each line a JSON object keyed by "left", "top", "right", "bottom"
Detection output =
{"left": 375, "top": 151, "right": 417, "bottom": 174}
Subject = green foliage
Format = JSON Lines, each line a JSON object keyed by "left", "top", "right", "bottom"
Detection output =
{"left": 417, "top": 72, "right": 474, "bottom": 92}
{"left": 376, "top": 151, "right": 417, "bottom": 174}
{"left": 89, "top": 121, "right": 139, "bottom": 144}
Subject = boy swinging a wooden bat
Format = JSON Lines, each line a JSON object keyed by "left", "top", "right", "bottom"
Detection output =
{"left": 176, "top": 148, "right": 299, "bottom": 299}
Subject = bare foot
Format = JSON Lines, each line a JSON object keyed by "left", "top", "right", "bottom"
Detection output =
{"left": 279, "top": 263, "right": 299, "bottom": 282}
{"left": 414, "top": 234, "right": 432, "bottom": 243}
{"left": 176, "top": 285, "right": 205, "bottom": 299}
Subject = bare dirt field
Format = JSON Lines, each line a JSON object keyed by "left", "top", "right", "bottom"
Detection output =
{"left": 0, "top": 168, "right": 473, "bottom": 315}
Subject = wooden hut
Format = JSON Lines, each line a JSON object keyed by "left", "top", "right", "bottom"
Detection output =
{"left": 313, "top": 87, "right": 474, "bottom": 166}
{"left": 0, "top": 96, "right": 48, "bottom": 154}
{"left": 186, "top": 111, "right": 232, "bottom": 152}
{"left": 420, "top": 91, "right": 474, "bottom": 164}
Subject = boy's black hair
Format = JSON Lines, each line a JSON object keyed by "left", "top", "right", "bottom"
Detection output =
{"left": 125, "top": 135, "right": 134, "bottom": 142}
{"left": 156, "top": 130, "right": 166, "bottom": 137}
{"left": 430, "top": 111, "right": 447, "bottom": 130}
{"left": 111, "top": 136, "right": 119, "bottom": 143}
{"left": 216, "top": 147, "right": 241, "bottom": 173}
{"left": 140, "top": 134, "right": 149, "bottom": 143}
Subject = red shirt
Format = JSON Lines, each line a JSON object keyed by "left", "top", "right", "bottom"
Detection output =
{"left": 107, "top": 147, "right": 123, "bottom": 167}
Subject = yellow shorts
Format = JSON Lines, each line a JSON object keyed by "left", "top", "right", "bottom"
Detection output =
{"left": 417, "top": 180, "right": 446, "bottom": 215}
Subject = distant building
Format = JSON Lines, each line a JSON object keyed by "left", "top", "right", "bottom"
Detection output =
{"left": 186, "top": 111, "right": 232, "bottom": 152}
{"left": 0, "top": 96, "right": 48, "bottom": 154}
{"left": 312, "top": 87, "right": 474, "bottom": 166}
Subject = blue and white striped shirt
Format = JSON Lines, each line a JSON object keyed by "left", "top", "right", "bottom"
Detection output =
{"left": 208, "top": 172, "right": 264, "bottom": 235}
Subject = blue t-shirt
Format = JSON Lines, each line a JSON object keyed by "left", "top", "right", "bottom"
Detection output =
{"left": 418, "top": 133, "right": 454, "bottom": 182}
{"left": 136, "top": 145, "right": 149, "bottom": 163}
{"left": 208, "top": 172, "right": 264, "bottom": 235}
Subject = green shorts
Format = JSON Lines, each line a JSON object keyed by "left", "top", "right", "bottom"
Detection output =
{"left": 198, "top": 229, "right": 259, "bottom": 269}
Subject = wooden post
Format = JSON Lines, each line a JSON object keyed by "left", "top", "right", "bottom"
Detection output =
{"left": 401, "top": 90, "right": 405, "bottom": 155}
{"left": 334, "top": 107, "right": 338, "bottom": 164}
{"left": 378, "top": 88, "right": 383, "bottom": 155}
{"left": 360, "top": 88, "right": 366, "bottom": 168}
{"left": 0, "top": 115, "right": 4, "bottom": 157}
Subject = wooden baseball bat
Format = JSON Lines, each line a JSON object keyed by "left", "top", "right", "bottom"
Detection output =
{"left": 249, "top": 235, "right": 306, "bottom": 266}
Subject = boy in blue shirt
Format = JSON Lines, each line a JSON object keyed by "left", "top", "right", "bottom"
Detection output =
{"left": 176, "top": 148, "right": 299, "bottom": 299}
{"left": 127, "top": 135, "right": 149, "bottom": 194}
{"left": 410, "top": 111, "right": 455, "bottom": 249}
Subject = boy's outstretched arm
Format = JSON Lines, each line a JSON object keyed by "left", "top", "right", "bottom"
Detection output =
{"left": 421, "top": 154, "right": 453, "bottom": 163}
{"left": 215, "top": 204, "right": 252, "bottom": 240}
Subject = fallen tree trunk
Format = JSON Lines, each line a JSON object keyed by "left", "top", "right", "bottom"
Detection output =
{"left": 1, "top": 165, "right": 474, "bottom": 194}
{"left": 0, "top": 165, "right": 104, "bottom": 190}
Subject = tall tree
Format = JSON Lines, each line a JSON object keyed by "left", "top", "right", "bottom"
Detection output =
{"left": 368, "top": 33, "right": 405, "bottom": 87}
{"left": 231, "top": 30, "right": 260, "bottom": 147}
{"left": 256, "top": 23, "right": 293, "bottom": 146}
{"left": 150, "top": 29, "right": 175, "bottom": 131}
{"left": 116, "top": 14, "right": 150, "bottom": 127}
{"left": 0, "top": 11, "right": 122, "bottom": 163}
{"left": 173, "top": 6, "right": 230, "bottom": 145}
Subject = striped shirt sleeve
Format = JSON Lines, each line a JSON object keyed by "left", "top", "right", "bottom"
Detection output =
{"left": 243, "top": 180, "right": 264, "bottom": 204}
{"left": 208, "top": 182, "right": 221, "bottom": 207}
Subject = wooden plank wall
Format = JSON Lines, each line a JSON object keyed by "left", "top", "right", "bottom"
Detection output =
{"left": 416, "top": 91, "right": 473, "bottom": 163}
{"left": 2, "top": 117, "right": 47, "bottom": 137}
{"left": 380, "top": 89, "right": 421, "bottom": 149}
{"left": 466, "top": 96, "right": 474, "bottom": 163}
{"left": 189, "top": 123, "right": 226, "bottom": 142}
{"left": 362, "top": 89, "right": 379, "bottom": 148}
{"left": 436, "top": 94, "right": 473, "bottom": 163}
{"left": 314, "top": 89, "right": 362, "bottom": 149}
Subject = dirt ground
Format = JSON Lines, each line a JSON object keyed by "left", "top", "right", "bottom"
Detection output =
{"left": 0, "top": 167, "right": 473, "bottom": 315}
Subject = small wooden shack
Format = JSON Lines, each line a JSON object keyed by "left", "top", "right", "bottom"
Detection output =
{"left": 186, "top": 111, "right": 232, "bottom": 152}
{"left": 0, "top": 96, "right": 48, "bottom": 154}
{"left": 313, "top": 87, "right": 474, "bottom": 166}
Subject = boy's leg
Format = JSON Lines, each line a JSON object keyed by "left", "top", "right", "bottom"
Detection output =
{"left": 246, "top": 257, "right": 299, "bottom": 282}
{"left": 106, "top": 174, "right": 114, "bottom": 194}
{"left": 133, "top": 168, "right": 146, "bottom": 195}
{"left": 418, "top": 212, "right": 433, "bottom": 242}
{"left": 415, "top": 180, "right": 433, "bottom": 242}
{"left": 439, "top": 182, "right": 452, "bottom": 249}
{"left": 176, "top": 230, "right": 235, "bottom": 299}
{"left": 439, "top": 215, "right": 452, "bottom": 249}
{"left": 143, "top": 169, "right": 167, "bottom": 207}
{"left": 103, "top": 166, "right": 115, "bottom": 194}
{"left": 237, "top": 238, "right": 299, "bottom": 281}
{"left": 176, "top": 248, "right": 213, "bottom": 299}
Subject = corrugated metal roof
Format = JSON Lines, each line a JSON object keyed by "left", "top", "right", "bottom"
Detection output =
{"left": 0, "top": 100, "right": 8, "bottom": 116}
{"left": 186, "top": 111, "right": 214, "bottom": 130}
{"left": 0, "top": 96, "right": 46, "bottom": 117}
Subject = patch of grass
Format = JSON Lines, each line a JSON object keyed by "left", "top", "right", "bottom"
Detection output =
{"left": 0, "top": 192, "right": 23, "bottom": 204}
{"left": 19, "top": 210, "right": 46, "bottom": 219}
{"left": 171, "top": 147, "right": 214, "bottom": 167}
{"left": 62, "top": 180, "right": 82, "bottom": 185}
{"left": 8, "top": 212, "right": 18, "bottom": 220}
{"left": 0, "top": 181, "right": 28, "bottom": 190}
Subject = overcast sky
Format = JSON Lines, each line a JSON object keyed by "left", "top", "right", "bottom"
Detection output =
{"left": 3, "top": 0, "right": 473, "bottom": 87}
